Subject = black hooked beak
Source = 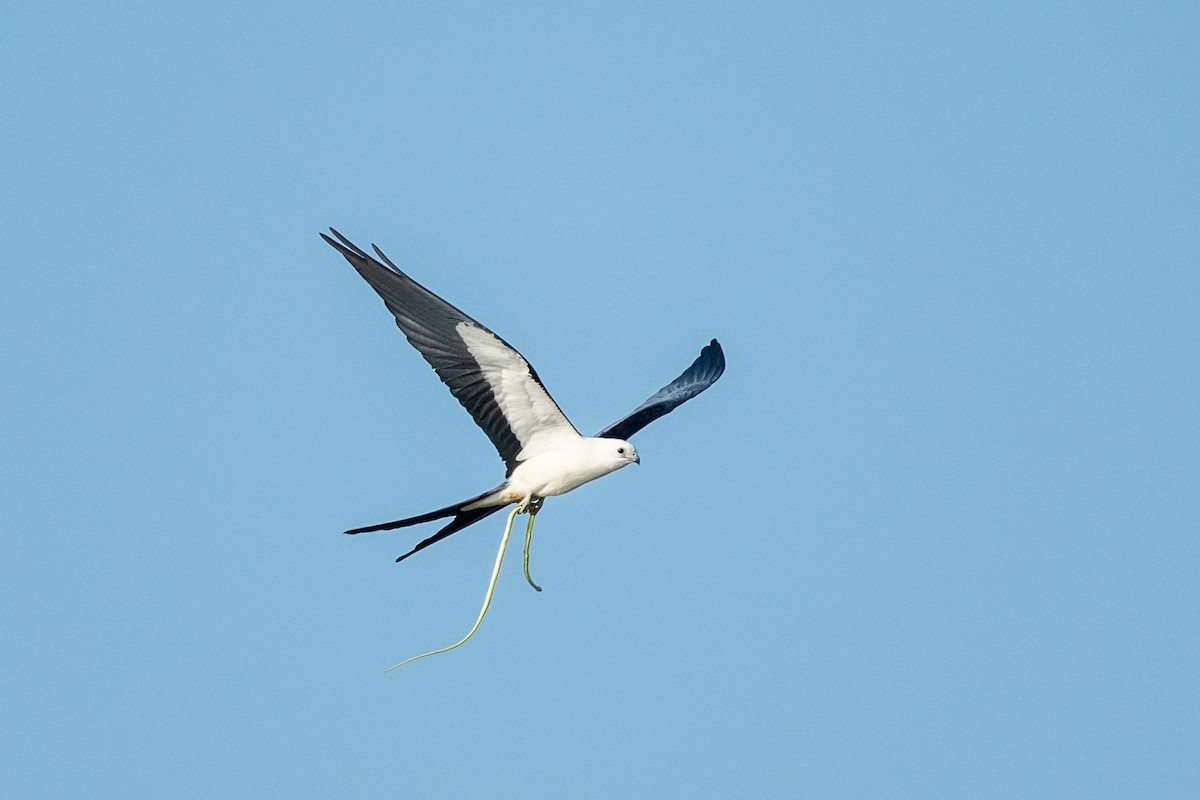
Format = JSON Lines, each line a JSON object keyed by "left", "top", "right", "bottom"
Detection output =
{"left": 633, "top": 453, "right": 641, "bottom": 465}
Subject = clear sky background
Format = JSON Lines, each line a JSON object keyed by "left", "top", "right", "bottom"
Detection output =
{"left": 3, "top": 2, "right": 1197, "bottom": 798}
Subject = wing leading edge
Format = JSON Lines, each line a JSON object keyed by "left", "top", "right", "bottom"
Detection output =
{"left": 323, "top": 229, "right": 578, "bottom": 471}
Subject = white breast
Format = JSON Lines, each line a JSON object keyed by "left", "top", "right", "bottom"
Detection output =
{"left": 508, "top": 438, "right": 629, "bottom": 499}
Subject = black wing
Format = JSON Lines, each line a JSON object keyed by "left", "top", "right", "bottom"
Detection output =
{"left": 323, "top": 229, "right": 578, "bottom": 471}
{"left": 595, "top": 339, "right": 725, "bottom": 440}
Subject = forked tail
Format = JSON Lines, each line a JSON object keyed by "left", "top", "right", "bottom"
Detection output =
{"left": 344, "top": 486, "right": 508, "bottom": 562}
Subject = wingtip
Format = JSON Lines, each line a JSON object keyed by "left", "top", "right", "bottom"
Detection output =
{"left": 321, "top": 229, "right": 352, "bottom": 257}
{"left": 703, "top": 338, "right": 726, "bottom": 374}
{"left": 322, "top": 229, "right": 403, "bottom": 274}
{"left": 372, "top": 243, "right": 403, "bottom": 273}
{"left": 324, "top": 228, "right": 370, "bottom": 259}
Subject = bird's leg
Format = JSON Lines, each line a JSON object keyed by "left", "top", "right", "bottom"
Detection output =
{"left": 384, "top": 505, "right": 522, "bottom": 672}
{"left": 522, "top": 498, "right": 544, "bottom": 593}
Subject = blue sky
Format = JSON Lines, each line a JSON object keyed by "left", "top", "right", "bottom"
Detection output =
{"left": 3, "top": 2, "right": 1197, "bottom": 797}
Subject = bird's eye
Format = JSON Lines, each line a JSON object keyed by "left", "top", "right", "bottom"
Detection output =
{"left": 618, "top": 447, "right": 626, "bottom": 454}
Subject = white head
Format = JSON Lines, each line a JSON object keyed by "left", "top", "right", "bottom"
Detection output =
{"left": 599, "top": 438, "right": 640, "bottom": 469}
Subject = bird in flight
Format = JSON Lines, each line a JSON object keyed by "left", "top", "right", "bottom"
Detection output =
{"left": 323, "top": 229, "right": 725, "bottom": 669}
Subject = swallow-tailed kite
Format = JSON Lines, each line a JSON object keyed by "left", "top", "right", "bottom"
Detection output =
{"left": 323, "top": 229, "right": 724, "bottom": 669}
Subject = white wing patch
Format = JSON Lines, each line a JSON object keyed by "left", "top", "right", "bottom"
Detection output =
{"left": 456, "top": 321, "right": 580, "bottom": 461}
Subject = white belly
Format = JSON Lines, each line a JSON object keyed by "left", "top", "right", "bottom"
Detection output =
{"left": 462, "top": 436, "right": 633, "bottom": 511}
{"left": 509, "top": 449, "right": 617, "bottom": 498}
{"left": 512, "top": 437, "right": 631, "bottom": 499}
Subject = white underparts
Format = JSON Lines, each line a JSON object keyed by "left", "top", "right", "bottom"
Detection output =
{"left": 462, "top": 437, "right": 636, "bottom": 511}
